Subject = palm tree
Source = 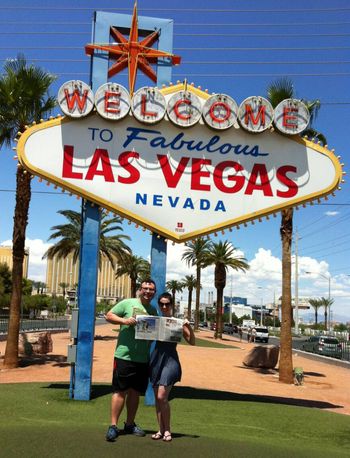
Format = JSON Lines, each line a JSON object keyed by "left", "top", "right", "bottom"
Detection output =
{"left": 0, "top": 55, "right": 57, "bottom": 368}
{"left": 166, "top": 279, "right": 183, "bottom": 316}
{"left": 319, "top": 297, "right": 334, "bottom": 331}
{"left": 181, "top": 274, "right": 197, "bottom": 320}
{"left": 43, "top": 209, "right": 131, "bottom": 269}
{"left": 115, "top": 253, "right": 150, "bottom": 297}
{"left": 308, "top": 298, "right": 322, "bottom": 326}
{"left": 59, "top": 282, "right": 69, "bottom": 298}
{"left": 267, "top": 77, "right": 326, "bottom": 383}
{"left": 182, "top": 237, "right": 211, "bottom": 330}
{"left": 203, "top": 241, "right": 249, "bottom": 339}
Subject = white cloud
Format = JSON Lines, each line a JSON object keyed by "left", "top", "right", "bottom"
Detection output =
{"left": 26, "top": 239, "right": 52, "bottom": 281}
{"left": 2, "top": 237, "right": 349, "bottom": 321}
{"left": 325, "top": 211, "right": 339, "bottom": 216}
{"left": 165, "top": 244, "right": 350, "bottom": 321}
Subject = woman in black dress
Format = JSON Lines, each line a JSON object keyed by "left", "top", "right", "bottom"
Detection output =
{"left": 150, "top": 292, "right": 195, "bottom": 442}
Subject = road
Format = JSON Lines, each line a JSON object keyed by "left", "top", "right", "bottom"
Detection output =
{"left": 220, "top": 330, "right": 350, "bottom": 368}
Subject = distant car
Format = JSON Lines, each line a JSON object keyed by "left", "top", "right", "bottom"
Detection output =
{"left": 223, "top": 323, "right": 234, "bottom": 335}
{"left": 254, "top": 326, "right": 269, "bottom": 343}
{"left": 189, "top": 320, "right": 195, "bottom": 326}
{"left": 302, "top": 336, "right": 342, "bottom": 358}
{"left": 199, "top": 321, "right": 208, "bottom": 327}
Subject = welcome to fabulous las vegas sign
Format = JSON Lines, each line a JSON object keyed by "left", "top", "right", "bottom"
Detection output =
{"left": 16, "top": 78, "right": 343, "bottom": 242}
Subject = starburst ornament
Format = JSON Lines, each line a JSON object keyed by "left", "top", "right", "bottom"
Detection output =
{"left": 85, "top": 2, "right": 181, "bottom": 95}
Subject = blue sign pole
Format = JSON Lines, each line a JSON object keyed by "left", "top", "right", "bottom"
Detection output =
{"left": 72, "top": 10, "right": 175, "bottom": 401}
{"left": 73, "top": 202, "right": 100, "bottom": 400}
{"left": 145, "top": 235, "right": 167, "bottom": 405}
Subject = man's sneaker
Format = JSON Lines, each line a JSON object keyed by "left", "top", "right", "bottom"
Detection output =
{"left": 106, "top": 425, "right": 119, "bottom": 442}
{"left": 124, "top": 422, "right": 146, "bottom": 436}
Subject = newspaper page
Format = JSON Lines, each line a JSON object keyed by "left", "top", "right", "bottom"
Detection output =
{"left": 135, "top": 315, "right": 183, "bottom": 342}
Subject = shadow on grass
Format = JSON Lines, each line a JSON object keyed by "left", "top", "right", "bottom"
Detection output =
{"left": 171, "top": 386, "right": 343, "bottom": 411}
{"left": 44, "top": 383, "right": 343, "bottom": 411}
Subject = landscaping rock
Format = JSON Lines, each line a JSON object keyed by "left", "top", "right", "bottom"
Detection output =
{"left": 243, "top": 345, "right": 279, "bottom": 369}
{"left": 19, "top": 332, "right": 53, "bottom": 355}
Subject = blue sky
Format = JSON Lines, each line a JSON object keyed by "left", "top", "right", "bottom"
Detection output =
{"left": 1, "top": 0, "right": 350, "bottom": 322}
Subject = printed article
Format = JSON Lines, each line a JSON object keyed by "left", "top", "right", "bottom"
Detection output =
{"left": 135, "top": 315, "right": 183, "bottom": 342}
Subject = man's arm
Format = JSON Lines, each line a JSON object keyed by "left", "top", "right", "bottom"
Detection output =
{"left": 105, "top": 304, "right": 137, "bottom": 326}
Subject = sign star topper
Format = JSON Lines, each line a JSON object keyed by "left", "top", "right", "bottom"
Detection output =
{"left": 85, "top": 2, "right": 181, "bottom": 95}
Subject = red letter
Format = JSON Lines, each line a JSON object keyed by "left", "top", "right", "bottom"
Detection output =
{"left": 245, "top": 163, "right": 273, "bottom": 196}
{"left": 213, "top": 161, "right": 245, "bottom": 193}
{"left": 276, "top": 165, "right": 298, "bottom": 197}
{"left": 104, "top": 91, "right": 120, "bottom": 114}
{"left": 141, "top": 94, "right": 157, "bottom": 117}
{"left": 174, "top": 99, "right": 191, "bottom": 120}
{"left": 191, "top": 158, "right": 211, "bottom": 191}
{"left": 62, "top": 145, "right": 83, "bottom": 179}
{"left": 85, "top": 149, "right": 115, "bottom": 182}
{"left": 244, "top": 104, "right": 266, "bottom": 126}
{"left": 118, "top": 151, "right": 140, "bottom": 184}
{"left": 64, "top": 89, "right": 89, "bottom": 112}
{"left": 209, "top": 102, "right": 231, "bottom": 123}
{"left": 158, "top": 154, "right": 190, "bottom": 188}
{"left": 283, "top": 107, "right": 298, "bottom": 128}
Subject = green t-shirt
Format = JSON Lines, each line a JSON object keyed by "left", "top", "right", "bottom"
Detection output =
{"left": 110, "top": 298, "right": 158, "bottom": 363}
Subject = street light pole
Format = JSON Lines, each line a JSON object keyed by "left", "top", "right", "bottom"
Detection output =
{"left": 256, "top": 286, "right": 263, "bottom": 326}
{"left": 327, "top": 275, "right": 331, "bottom": 330}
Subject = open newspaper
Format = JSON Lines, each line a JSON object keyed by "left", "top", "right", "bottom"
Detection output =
{"left": 135, "top": 315, "right": 183, "bottom": 342}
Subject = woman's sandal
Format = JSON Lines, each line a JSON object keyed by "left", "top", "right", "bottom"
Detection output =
{"left": 151, "top": 432, "right": 163, "bottom": 440}
{"left": 163, "top": 433, "right": 172, "bottom": 442}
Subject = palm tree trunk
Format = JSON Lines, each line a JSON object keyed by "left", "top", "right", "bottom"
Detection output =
{"left": 194, "top": 265, "right": 201, "bottom": 331}
{"left": 4, "top": 166, "right": 31, "bottom": 368}
{"left": 187, "top": 288, "right": 193, "bottom": 320}
{"left": 214, "top": 285, "right": 224, "bottom": 339}
{"left": 130, "top": 277, "right": 137, "bottom": 297}
{"left": 324, "top": 307, "right": 328, "bottom": 331}
{"left": 315, "top": 309, "right": 318, "bottom": 325}
{"left": 172, "top": 288, "right": 176, "bottom": 316}
{"left": 279, "top": 208, "right": 294, "bottom": 383}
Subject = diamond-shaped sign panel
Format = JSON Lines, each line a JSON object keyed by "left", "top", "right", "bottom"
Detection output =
{"left": 17, "top": 100, "right": 342, "bottom": 242}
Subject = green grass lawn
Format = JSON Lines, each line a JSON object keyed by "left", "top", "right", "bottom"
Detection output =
{"left": 1, "top": 383, "right": 349, "bottom": 457}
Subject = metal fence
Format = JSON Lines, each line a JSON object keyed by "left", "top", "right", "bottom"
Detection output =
{"left": 340, "top": 341, "right": 350, "bottom": 362}
{"left": 0, "top": 317, "right": 69, "bottom": 334}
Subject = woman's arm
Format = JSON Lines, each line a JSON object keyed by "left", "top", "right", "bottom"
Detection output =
{"left": 182, "top": 321, "right": 195, "bottom": 345}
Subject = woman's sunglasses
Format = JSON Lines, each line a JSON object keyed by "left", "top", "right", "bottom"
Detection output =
{"left": 159, "top": 302, "right": 171, "bottom": 307}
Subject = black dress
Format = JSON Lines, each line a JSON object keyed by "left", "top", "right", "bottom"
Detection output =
{"left": 150, "top": 341, "right": 182, "bottom": 386}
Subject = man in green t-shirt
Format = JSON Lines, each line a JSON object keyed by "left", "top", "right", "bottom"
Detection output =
{"left": 105, "top": 279, "right": 158, "bottom": 442}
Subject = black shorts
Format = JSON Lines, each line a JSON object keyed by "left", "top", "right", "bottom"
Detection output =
{"left": 112, "top": 358, "right": 149, "bottom": 394}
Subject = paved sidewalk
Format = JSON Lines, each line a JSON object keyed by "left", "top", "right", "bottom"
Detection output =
{"left": 1, "top": 324, "right": 349, "bottom": 415}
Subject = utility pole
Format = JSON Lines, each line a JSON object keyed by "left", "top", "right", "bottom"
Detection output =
{"left": 229, "top": 274, "right": 233, "bottom": 324}
{"left": 294, "top": 229, "right": 300, "bottom": 335}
